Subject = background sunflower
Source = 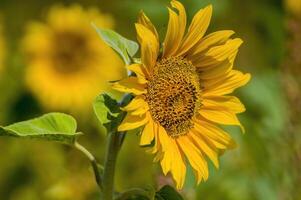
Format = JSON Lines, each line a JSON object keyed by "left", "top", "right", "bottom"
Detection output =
{"left": 22, "top": 4, "right": 125, "bottom": 113}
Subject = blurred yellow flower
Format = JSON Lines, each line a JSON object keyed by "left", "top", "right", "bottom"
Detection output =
{"left": 22, "top": 5, "right": 125, "bottom": 112}
{"left": 113, "top": 0, "right": 250, "bottom": 189}
{"left": 285, "top": 0, "right": 301, "bottom": 16}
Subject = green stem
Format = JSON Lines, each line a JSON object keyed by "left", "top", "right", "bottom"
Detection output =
{"left": 102, "top": 94, "right": 133, "bottom": 200}
{"left": 74, "top": 142, "right": 103, "bottom": 190}
{"left": 102, "top": 131, "right": 121, "bottom": 200}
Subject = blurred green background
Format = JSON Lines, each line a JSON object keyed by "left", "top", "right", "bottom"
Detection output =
{"left": 0, "top": 0, "right": 300, "bottom": 199}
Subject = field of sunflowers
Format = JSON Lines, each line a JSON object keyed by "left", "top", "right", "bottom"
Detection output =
{"left": 0, "top": 0, "right": 300, "bottom": 199}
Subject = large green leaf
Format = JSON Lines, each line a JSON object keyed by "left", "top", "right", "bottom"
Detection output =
{"left": 0, "top": 113, "right": 81, "bottom": 145}
{"left": 93, "top": 24, "right": 139, "bottom": 65}
{"left": 155, "top": 185, "right": 184, "bottom": 200}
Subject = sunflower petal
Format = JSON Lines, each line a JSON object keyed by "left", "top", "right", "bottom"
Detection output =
{"left": 135, "top": 23, "right": 159, "bottom": 70}
{"left": 163, "top": 0, "right": 186, "bottom": 57}
{"left": 169, "top": 140, "right": 186, "bottom": 189}
{"left": 190, "top": 131, "right": 219, "bottom": 168}
{"left": 194, "top": 119, "right": 236, "bottom": 149}
{"left": 177, "top": 136, "right": 208, "bottom": 183}
{"left": 161, "top": 152, "right": 172, "bottom": 175}
{"left": 112, "top": 77, "right": 146, "bottom": 95}
{"left": 126, "top": 64, "right": 149, "bottom": 82}
{"left": 158, "top": 125, "right": 172, "bottom": 152}
{"left": 199, "top": 107, "right": 245, "bottom": 133}
{"left": 177, "top": 5, "right": 212, "bottom": 55}
{"left": 160, "top": 139, "right": 186, "bottom": 189}
{"left": 138, "top": 11, "right": 159, "bottom": 40}
{"left": 131, "top": 104, "right": 149, "bottom": 116}
{"left": 122, "top": 96, "right": 145, "bottom": 111}
{"left": 195, "top": 38, "right": 243, "bottom": 68}
{"left": 198, "top": 59, "right": 233, "bottom": 80}
{"left": 140, "top": 118, "right": 155, "bottom": 146}
{"left": 147, "top": 123, "right": 161, "bottom": 154}
{"left": 188, "top": 30, "right": 235, "bottom": 61}
{"left": 203, "top": 70, "right": 251, "bottom": 96}
{"left": 202, "top": 96, "right": 246, "bottom": 113}
{"left": 118, "top": 113, "right": 149, "bottom": 131}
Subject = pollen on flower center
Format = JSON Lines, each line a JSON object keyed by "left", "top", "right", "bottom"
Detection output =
{"left": 146, "top": 57, "right": 202, "bottom": 138}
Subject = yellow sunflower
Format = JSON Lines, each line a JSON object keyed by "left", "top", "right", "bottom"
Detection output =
{"left": 22, "top": 5, "right": 125, "bottom": 112}
{"left": 113, "top": 1, "right": 251, "bottom": 189}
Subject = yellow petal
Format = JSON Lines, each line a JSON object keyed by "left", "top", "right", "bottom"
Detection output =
{"left": 194, "top": 119, "right": 236, "bottom": 149}
{"left": 177, "top": 136, "right": 208, "bottom": 183}
{"left": 122, "top": 96, "right": 146, "bottom": 111}
{"left": 202, "top": 96, "right": 246, "bottom": 113}
{"left": 160, "top": 139, "right": 186, "bottom": 189}
{"left": 177, "top": 5, "right": 212, "bottom": 56}
{"left": 198, "top": 59, "right": 233, "bottom": 80}
{"left": 163, "top": 0, "right": 186, "bottom": 57}
{"left": 131, "top": 104, "right": 149, "bottom": 116}
{"left": 203, "top": 70, "right": 251, "bottom": 96}
{"left": 112, "top": 77, "right": 146, "bottom": 95}
{"left": 199, "top": 107, "right": 245, "bottom": 133}
{"left": 147, "top": 122, "right": 161, "bottom": 154}
{"left": 189, "top": 131, "right": 219, "bottom": 168}
{"left": 138, "top": 11, "right": 159, "bottom": 40}
{"left": 126, "top": 63, "right": 149, "bottom": 81}
{"left": 140, "top": 118, "right": 155, "bottom": 146}
{"left": 135, "top": 23, "right": 159, "bottom": 70}
{"left": 188, "top": 30, "right": 235, "bottom": 61}
{"left": 169, "top": 140, "right": 186, "bottom": 189}
{"left": 195, "top": 38, "right": 243, "bottom": 68}
{"left": 161, "top": 152, "right": 172, "bottom": 175}
{"left": 158, "top": 125, "right": 172, "bottom": 152}
{"left": 118, "top": 113, "right": 149, "bottom": 131}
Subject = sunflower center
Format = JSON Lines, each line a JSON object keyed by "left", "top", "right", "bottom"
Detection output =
{"left": 53, "top": 31, "right": 90, "bottom": 74}
{"left": 146, "top": 57, "right": 202, "bottom": 138}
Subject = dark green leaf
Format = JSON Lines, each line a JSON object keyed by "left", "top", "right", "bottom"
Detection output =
{"left": 156, "top": 185, "right": 184, "bottom": 200}
{"left": 0, "top": 113, "right": 81, "bottom": 145}
{"left": 93, "top": 24, "right": 139, "bottom": 65}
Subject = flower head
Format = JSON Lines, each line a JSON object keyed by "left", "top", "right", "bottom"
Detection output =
{"left": 22, "top": 5, "right": 125, "bottom": 112}
{"left": 113, "top": 0, "right": 250, "bottom": 189}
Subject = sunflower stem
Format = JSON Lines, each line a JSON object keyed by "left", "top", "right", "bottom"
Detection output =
{"left": 102, "top": 93, "right": 133, "bottom": 200}
{"left": 102, "top": 131, "right": 121, "bottom": 200}
{"left": 74, "top": 142, "right": 103, "bottom": 191}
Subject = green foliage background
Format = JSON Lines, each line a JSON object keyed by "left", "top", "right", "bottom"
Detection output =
{"left": 0, "top": 0, "right": 297, "bottom": 199}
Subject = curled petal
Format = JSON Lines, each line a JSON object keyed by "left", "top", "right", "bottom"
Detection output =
{"left": 112, "top": 77, "right": 146, "bottom": 95}
{"left": 163, "top": 0, "right": 187, "bottom": 57}
{"left": 177, "top": 5, "right": 212, "bottom": 56}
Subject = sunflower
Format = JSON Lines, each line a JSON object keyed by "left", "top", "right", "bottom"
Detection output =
{"left": 22, "top": 5, "right": 125, "bottom": 112}
{"left": 112, "top": 1, "right": 251, "bottom": 189}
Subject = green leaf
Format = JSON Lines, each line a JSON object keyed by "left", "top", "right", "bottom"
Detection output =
{"left": 93, "top": 24, "right": 139, "bottom": 65}
{"left": 0, "top": 113, "right": 81, "bottom": 145}
{"left": 155, "top": 185, "right": 184, "bottom": 200}
{"left": 93, "top": 93, "right": 135, "bottom": 134}
{"left": 93, "top": 93, "right": 124, "bottom": 132}
{"left": 93, "top": 93, "right": 121, "bottom": 124}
